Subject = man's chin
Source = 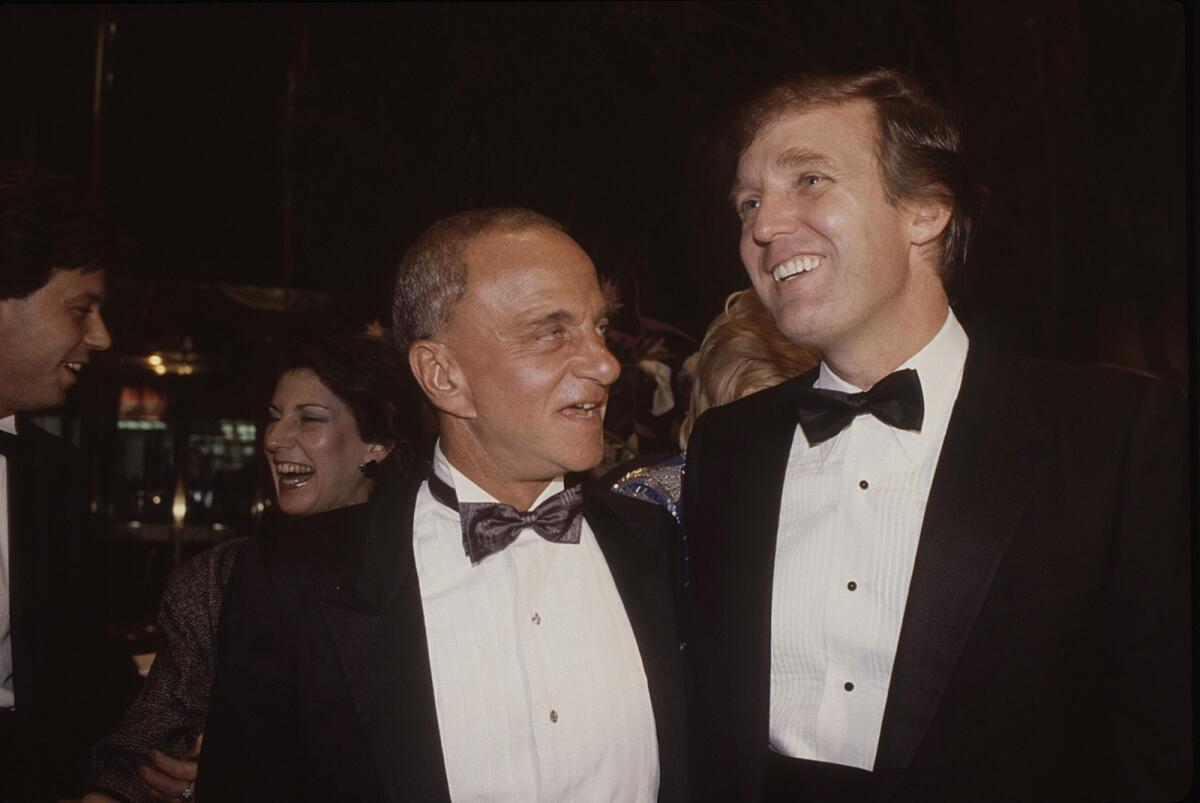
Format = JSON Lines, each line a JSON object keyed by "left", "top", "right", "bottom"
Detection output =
{"left": 26, "top": 387, "right": 68, "bottom": 413}
{"left": 543, "top": 444, "right": 604, "bottom": 478}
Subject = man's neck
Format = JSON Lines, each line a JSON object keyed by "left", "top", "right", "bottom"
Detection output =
{"left": 439, "top": 435, "right": 552, "bottom": 512}
{"left": 823, "top": 300, "right": 950, "bottom": 390}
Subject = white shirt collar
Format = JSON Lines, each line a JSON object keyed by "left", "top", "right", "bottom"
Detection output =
{"left": 0, "top": 416, "right": 15, "bottom": 436}
{"left": 432, "top": 439, "right": 564, "bottom": 507}
{"left": 812, "top": 310, "right": 969, "bottom": 464}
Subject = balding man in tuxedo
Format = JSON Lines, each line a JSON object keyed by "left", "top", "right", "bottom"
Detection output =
{"left": 200, "top": 208, "right": 687, "bottom": 802}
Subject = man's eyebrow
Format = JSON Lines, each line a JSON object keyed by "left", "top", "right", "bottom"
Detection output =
{"left": 521, "top": 305, "right": 612, "bottom": 330}
{"left": 776, "top": 147, "right": 834, "bottom": 170}
{"left": 728, "top": 179, "right": 752, "bottom": 209}
{"left": 523, "top": 309, "right": 576, "bottom": 329}
{"left": 66, "top": 291, "right": 105, "bottom": 305}
{"left": 728, "top": 149, "right": 836, "bottom": 207}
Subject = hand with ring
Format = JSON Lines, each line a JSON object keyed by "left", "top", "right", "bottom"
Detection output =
{"left": 135, "top": 733, "right": 202, "bottom": 801}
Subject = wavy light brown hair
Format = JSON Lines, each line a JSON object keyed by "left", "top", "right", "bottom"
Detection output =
{"left": 734, "top": 68, "right": 976, "bottom": 294}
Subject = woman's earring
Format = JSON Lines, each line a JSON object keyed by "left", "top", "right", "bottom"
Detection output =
{"left": 358, "top": 460, "right": 381, "bottom": 479}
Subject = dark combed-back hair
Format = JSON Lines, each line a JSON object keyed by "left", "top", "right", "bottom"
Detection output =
{"left": 273, "top": 332, "right": 420, "bottom": 480}
{"left": 734, "top": 68, "right": 978, "bottom": 293}
{"left": 0, "top": 159, "right": 114, "bottom": 300}
{"left": 391, "top": 207, "right": 564, "bottom": 352}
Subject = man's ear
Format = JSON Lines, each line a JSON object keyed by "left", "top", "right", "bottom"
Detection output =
{"left": 408, "top": 340, "right": 476, "bottom": 419}
{"left": 907, "top": 195, "right": 952, "bottom": 248}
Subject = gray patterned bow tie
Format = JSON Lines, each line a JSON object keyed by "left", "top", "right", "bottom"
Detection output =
{"left": 428, "top": 472, "right": 584, "bottom": 565}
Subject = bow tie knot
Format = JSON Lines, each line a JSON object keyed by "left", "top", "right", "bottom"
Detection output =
{"left": 794, "top": 368, "right": 925, "bottom": 445}
{"left": 428, "top": 473, "right": 584, "bottom": 565}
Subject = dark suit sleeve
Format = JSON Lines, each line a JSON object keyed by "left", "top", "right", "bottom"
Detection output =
{"left": 1107, "top": 378, "right": 1192, "bottom": 799}
{"left": 196, "top": 536, "right": 302, "bottom": 802}
{"left": 681, "top": 411, "right": 738, "bottom": 802}
{"left": 1, "top": 426, "right": 139, "bottom": 801}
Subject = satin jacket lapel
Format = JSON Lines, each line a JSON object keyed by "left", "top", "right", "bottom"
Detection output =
{"left": 319, "top": 476, "right": 452, "bottom": 803}
{"left": 874, "top": 342, "right": 1051, "bottom": 790}
{"left": 722, "top": 376, "right": 808, "bottom": 792}
{"left": 585, "top": 486, "right": 689, "bottom": 803}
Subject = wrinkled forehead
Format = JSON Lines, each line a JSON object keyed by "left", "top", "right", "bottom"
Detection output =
{"left": 735, "top": 99, "right": 885, "bottom": 193}
{"left": 463, "top": 223, "right": 582, "bottom": 267}
{"left": 455, "top": 229, "right": 605, "bottom": 330}
{"left": 463, "top": 227, "right": 597, "bottom": 291}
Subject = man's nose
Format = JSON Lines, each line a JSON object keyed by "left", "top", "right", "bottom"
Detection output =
{"left": 750, "top": 194, "right": 800, "bottom": 244}
{"left": 86, "top": 311, "right": 112, "bottom": 351}
{"left": 579, "top": 331, "right": 620, "bottom": 387}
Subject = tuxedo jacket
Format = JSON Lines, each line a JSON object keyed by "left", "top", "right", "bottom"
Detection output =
{"left": 198, "top": 472, "right": 689, "bottom": 802}
{"left": 683, "top": 341, "right": 1191, "bottom": 802}
{"left": 0, "top": 418, "right": 133, "bottom": 802}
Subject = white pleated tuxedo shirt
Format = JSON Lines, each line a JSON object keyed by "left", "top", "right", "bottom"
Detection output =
{"left": 413, "top": 443, "right": 659, "bottom": 802}
{"left": 769, "top": 311, "right": 968, "bottom": 771}
{"left": 0, "top": 415, "right": 15, "bottom": 709}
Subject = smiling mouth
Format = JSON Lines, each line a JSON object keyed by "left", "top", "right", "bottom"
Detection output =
{"left": 274, "top": 461, "right": 315, "bottom": 489}
{"left": 771, "top": 255, "right": 823, "bottom": 282}
{"left": 561, "top": 401, "right": 604, "bottom": 421}
{"left": 62, "top": 361, "right": 84, "bottom": 374}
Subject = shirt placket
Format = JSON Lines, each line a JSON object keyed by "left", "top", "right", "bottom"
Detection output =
{"left": 503, "top": 533, "right": 546, "bottom": 801}
{"left": 817, "top": 418, "right": 891, "bottom": 769}
{"left": 515, "top": 529, "right": 573, "bottom": 801}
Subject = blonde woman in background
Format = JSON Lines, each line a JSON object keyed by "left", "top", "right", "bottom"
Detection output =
{"left": 613, "top": 289, "right": 818, "bottom": 522}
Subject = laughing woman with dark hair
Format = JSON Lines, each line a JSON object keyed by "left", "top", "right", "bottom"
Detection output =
{"left": 84, "top": 333, "right": 417, "bottom": 803}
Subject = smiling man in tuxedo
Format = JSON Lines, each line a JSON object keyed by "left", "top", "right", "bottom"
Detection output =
{"left": 684, "top": 69, "right": 1190, "bottom": 801}
{"left": 0, "top": 160, "right": 118, "bottom": 801}
{"left": 199, "top": 208, "right": 687, "bottom": 801}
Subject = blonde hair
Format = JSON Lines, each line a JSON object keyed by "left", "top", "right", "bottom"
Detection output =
{"left": 679, "top": 289, "right": 819, "bottom": 447}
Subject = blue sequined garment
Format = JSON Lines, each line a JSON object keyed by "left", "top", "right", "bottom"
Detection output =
{"left": 611, "top": 453, "right": 685, "bottom": 525}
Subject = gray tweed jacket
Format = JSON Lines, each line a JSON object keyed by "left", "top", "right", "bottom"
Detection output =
{"left": 85, "top": 538, "right": 245, "bottom": 803}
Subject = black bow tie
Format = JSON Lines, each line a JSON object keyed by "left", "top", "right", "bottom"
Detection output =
{"left": 428, "top": 472, "right": 584, "bottom": 565}
{"left": 794, "top": 368, "right": 924, "bottom": 445}
{"left": 0, "top": 429, "right": 19, "bottom": 458}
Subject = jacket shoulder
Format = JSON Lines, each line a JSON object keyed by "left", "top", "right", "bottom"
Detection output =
{"left": 17, "top": 416, "right": 85, "bottom": 473}
{"left": 955, "top": 341, "right": 1186, "bottom": 460}
{"left": 977, "top": 347, "right": 1181, "bottom": 426}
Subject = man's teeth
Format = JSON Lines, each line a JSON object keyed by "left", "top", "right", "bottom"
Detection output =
{"left": 771, "top": 256, "right": 822, "bottom": 282}
{"left": 63, "top": 362, "right": 82, "bottom": 374}
{"left": 567, "top": 402, "right": 599, "bottom": 417}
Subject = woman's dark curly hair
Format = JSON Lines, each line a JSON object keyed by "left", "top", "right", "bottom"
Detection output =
{"left": 272, "top": 332, "right": 421, "bottom": 484}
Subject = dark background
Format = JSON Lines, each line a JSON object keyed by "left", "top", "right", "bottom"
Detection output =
{"left": 0, "top": 1, "right": 1188, "bottom": 379}
{"left": 0, "top": 1, "right": 1196, "bottom": 786}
